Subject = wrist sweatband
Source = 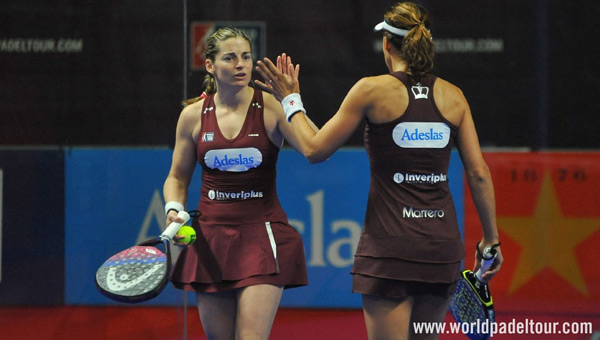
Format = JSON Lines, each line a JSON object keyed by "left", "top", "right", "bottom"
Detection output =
{"left": 165, "top": 201, "right": 185, "bottom": 216}
{"left": 281, "top": 93, "right": 306, "bottom": 122}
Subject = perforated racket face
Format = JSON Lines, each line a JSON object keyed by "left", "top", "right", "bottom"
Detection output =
{"left": 96, "top": 245, "right": 167, "bottom": 302}
{"left": 449, "top": 271, "right": 495, "bottom": 340}
{"left": 450, "top": 278, "right": 487, "bottom": 322}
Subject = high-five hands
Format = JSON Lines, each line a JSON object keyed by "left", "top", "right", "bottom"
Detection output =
{"left": 255, "top": 53, "right": 301, "bottom": 102}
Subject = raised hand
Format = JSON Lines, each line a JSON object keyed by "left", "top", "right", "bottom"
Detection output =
{"left": 255, "top": 53, "right": 301, "bottom": 102}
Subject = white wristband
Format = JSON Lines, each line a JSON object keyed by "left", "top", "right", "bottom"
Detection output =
{"left": 165, "top": 201, "right": 185, "bottom": 215}
{"left": 281, "top": 93, "right": 306, "bottom": 122}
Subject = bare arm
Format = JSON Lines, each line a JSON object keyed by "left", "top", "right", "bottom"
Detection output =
{"left": 262, "top": 91, "right": 320, "bottom": 153}
{"left": 454, "top": 90, "right": 503, "bottom": 281}
{"left": 278, "top": 111, "right": 320, "bottom": 154}
{"left": 163, "top": 105, "right": 200, "bottom": 223}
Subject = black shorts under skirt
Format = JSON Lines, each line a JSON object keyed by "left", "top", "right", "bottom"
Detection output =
{"left": 352, "top": 273, "right": 458, "bottom": 299}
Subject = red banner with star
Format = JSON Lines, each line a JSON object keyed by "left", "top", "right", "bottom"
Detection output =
{"left": 464, "top": 152, "right": 600, "bottom": 314}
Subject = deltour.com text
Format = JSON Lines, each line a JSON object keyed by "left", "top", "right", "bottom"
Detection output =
{"left": 413, "top": 318, "right": 594, "bottom": 337}
{"left": 0, "top": 38, "right": 83, "bottom": 53}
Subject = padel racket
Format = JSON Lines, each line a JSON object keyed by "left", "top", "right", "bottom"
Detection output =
{"left": 449, "top": 243, "right": 500, "bottom": 340}
{"left": 95, "top": 210, "right": 193, "bottom": 303}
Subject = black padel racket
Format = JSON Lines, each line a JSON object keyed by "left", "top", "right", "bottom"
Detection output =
{"left": 449, "top": 243, "right": 500, "bottom": 340}
{"left": 95, "top": 211, "right": 191, "bottom": 303}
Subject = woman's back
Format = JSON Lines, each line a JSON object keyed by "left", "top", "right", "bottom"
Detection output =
{"left": 362, "top": 73, "right": 467, "bottom": 129}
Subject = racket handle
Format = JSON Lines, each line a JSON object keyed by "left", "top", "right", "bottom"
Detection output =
{"left": 160, "top": 211, "right": 191, "bottom": 241}
{"left": 475, "top": 246, "right": 498, "bottom": 281}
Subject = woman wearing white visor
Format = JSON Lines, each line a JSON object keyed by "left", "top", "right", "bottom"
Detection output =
{"left": 256, "top": 2, "right": 502, "bottom": 339}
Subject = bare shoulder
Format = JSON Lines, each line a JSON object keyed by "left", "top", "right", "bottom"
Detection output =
{"left": 434, "top": 77, "right": 467, "bottom": 104}
{"left": 257, "top": 89, "right": 286, "bottom": 147}
{"left": 433, "top": 77, "right": 470, "bottom": 126}
{"left": 176, "top": 98, "right": 205, "bottom": 142}
{"left": 261, "top": 90, "right": 284, "bottom": 113}
{"left": 180, "top": 99, "right": 204, "bottom": 122}
{"left": 260, "top": 90, "right": 286, "bottom": 127}
{"left": 345, "top": 74, "right": 405, "bottom": 108}
{"left": 352, "top": 74, "right": 402, "bottom": 94}
{"left": 347, "top": 75, "right": 409, "bottom": 123}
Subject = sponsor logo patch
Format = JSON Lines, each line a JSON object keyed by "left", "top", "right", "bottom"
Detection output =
{"left": 202, "top": 132, "right": 214, "bottom": 142}
{"left": 392, "top": 122, "right": 450, "bottom": 148}
{"left": 402, "top": 206, "right": 445, "bottom": 218}
{"left": 411, "top": 83, "right": 429, "bottom": 99}
{"left": 208, "top": 189, "right": 264, "bottom": 201}
{"left": 393, "top": 172, "right": 447, "bottom": 184}
{"left": 205, "top": 147, "right": 263, "bottom": 172}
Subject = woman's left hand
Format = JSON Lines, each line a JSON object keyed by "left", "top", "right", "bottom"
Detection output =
{"left": 473, "top": 241, "right": 503, "bottom": 282}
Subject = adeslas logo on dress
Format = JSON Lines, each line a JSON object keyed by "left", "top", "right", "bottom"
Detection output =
{"left": 205, "top": 147, "right": 263, "bottom": 172}
{"left": 393, "top": 122, "right": 450, "bottom": 148}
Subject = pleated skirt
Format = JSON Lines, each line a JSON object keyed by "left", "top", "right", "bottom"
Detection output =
{"left": 170, "top": 220, "right": 307, "bottom": 292}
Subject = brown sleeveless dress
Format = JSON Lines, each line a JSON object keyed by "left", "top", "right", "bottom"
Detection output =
{"left": 352, "top": 72, "right": 465, "bottom": 298}
{"left": 170, "top": 89, "right": 308, "bottom": 292}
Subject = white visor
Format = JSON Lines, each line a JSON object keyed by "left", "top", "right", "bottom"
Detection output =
{"left": 374, "top": 20, "right": 410, "bottom": 37}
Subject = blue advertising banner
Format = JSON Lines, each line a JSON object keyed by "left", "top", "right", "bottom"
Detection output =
{"left": 65, "top": 148, "right": 463, "bottom": 307}
{"left": 276, "top": 149, "right": 369, "bottom": 308}
{"left": 65, "top": 148, "right": 202, "bottom": 305}
{"left": 0, "top": 149, "right": 65, "bottom": 305}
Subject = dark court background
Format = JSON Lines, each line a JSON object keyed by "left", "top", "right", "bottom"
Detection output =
{"left": 1, "top": 0, "right": 599, "bottom": 149}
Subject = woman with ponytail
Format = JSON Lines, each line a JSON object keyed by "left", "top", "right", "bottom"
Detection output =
{"left": 163, "top": 26, "right": 317, "bottom": 340}
{"left": 256, "top": 2, "right": 502, "bottom": 339}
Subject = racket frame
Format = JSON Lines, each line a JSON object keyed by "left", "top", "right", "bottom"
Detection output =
{"left": 95, "top": 211, "right": 191, "bottom": 303}
{"left": 449, "top": 243, "right": 499, "bottom": 340}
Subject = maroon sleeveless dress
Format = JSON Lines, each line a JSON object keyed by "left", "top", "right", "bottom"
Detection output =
{"left": 351, "top": 72, "right": 465, "bottom": 298}
{"left": 170, "top": 89, "right": 308, "bottom": 292}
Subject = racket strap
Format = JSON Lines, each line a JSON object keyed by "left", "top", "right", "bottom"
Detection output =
{"left": 476, "top": 241, "right": 501, "bottom": 259}
{"left": 139, "top": 237, "right": 163, "bottom": 247}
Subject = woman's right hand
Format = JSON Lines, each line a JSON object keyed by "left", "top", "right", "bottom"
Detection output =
{"left": 255, "top": 53, "right": 300, "bottom": 102}
{"left": 166, "top": 210, "right": 189, "bottom": 246}
{"left": 165, "top": 210, "right": 186, "bottom": 229}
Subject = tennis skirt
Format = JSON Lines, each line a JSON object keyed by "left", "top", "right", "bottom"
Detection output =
{"left": 170, "top": 220, "right": 307, "bottom": 292}
{"left": 351, "top": 256, "right": 461, "bottom": 299}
